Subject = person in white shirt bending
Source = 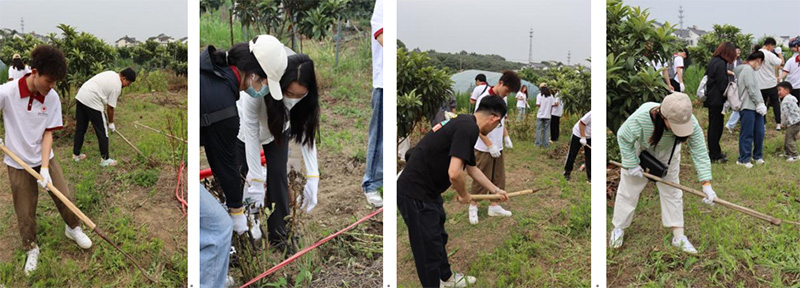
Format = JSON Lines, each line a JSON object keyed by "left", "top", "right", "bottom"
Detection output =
{"left": 72, "top": 68, "right": 136, "bottom": 167}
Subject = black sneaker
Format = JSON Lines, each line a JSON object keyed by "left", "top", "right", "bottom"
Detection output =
{"left": 711, "top": 154, "right": 728, "bottom": 163}
{"left": 563, "top": 171, "right": 571, "bottom": 181}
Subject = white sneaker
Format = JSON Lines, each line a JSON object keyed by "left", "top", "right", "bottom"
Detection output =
{"left": 755, "top": 159, "right": 765, "bottom": 165}
{"left": 65, "top": 225, "right": 93, "bottom": 249}
{"left": 24, "top": 245, "right": 39, "bottom": 276}
{"left": 225, "top": 275, "right": 236, "bottom": 287}
{"left": 777, "top": 124, "right": 782, "bottom": 131}
{"left": 671, "top": 235, "right": 698, "bottom": 254}
{"left": 487, "top": 205, "right": 512, "bottom": 217}
{"left": 99, "top": 158, "right": 117, "bottom": 167}
{"left": 365, "top": 192, "right": 383, "bottom": 208}
{"left": 248, "top": 214, "right": 262, "bottom": 240}
{"left": 440, "top": 273, "right": 476, "bottom": 288}
{"left": 72, "top": 154, "right": 86, "bottom": 162}
{"left": 468, "top": 205, "right": 479, "bottom": 225}
{"left": 609, "top": 228, "right": 624, "bottom": 248}
{"left": 788, "top": 157, "right": 798, "bottom": 162}
{"left": 736, "top": 161, "right": 753, "bottom": 168}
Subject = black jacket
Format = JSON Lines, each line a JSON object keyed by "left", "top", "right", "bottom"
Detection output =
{"left": 200, "top": 46, "right": 240, "bottom": 117}
{"left": 704, "top": 56, "right": 729, "bottom": 108}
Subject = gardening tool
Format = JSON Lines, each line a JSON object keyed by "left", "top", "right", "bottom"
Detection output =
{"left": 133, "top": 121, "right": 187, "bottom": 143}
{"left": 609, "top": 161, "right": 798, "bottom": 227}
{"left": 584, "top": 144, "right": 592, "bottom": 150}
{"left": 469, "top": 187, "right": 548, "bottom": 201}
{"left": 0, "top": 142, "right": 156, "bottom": 282}
{"left": 114, "top": 129, "right": 145, "bottom": 157}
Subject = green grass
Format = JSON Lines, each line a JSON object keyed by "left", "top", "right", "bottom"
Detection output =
{"left": 397, "top": 114, "right": 591, "bottom": 287}
{"left": 607, "top": 102, "right": 800, "bottom": 287}
{"left": 0, "top": 86, "right": 187, "bottom": 286}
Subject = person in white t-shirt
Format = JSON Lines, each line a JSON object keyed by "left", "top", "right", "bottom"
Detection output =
{"left": 670, "top": 48, "right": 688, "bottom": 92}
{"left": 515, "top": 85, "right": 529, "bottom": 121}
{"left": 550, "top": 89, "right": 564, "bottom": 142}
{"left": 362, "top": 0, "right": 384, "bottom": 208}
{"left": 563, "top": 111, "right": 591, "bottom": 181}
{"left": 470, "top": 73, "right": 489, "bottom": 113}
{"left": 535, "top": 86, "right": 558, "bottom": 148}
{"left": 0, "top": 45, "right": 92, "bottom": 276}
{"left": 756, "top": 38, "right": 786, "bottom": 130}
{"left": 7, "top": 54, "right": 31, "bottom": 82}
{"left": 780, "top": 37, "right": 800, "bottom": 98}
{"left": 72, "top": 68, "right": 136, "bottom": 167}
{"left": 468, "top": 70, "right": 521, "bottom": 225}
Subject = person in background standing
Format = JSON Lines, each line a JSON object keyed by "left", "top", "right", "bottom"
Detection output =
{"left": 726, "top": 47, "right": 744, "bottom": 133}
{"left": 780, "top": 37, "right": 800, "bottom": 98}
{"left": 704, "top": 42, "right": 736, "bottom": 163}
{"left": 535, "top": 86, "right": 557, "bottom": 148}
{"left": 470, "top": 74, "right": 490, "bottom": 113}
{"left": 669, "top": 47, "right": 688, "bottom": 92}
{"left": 778, "top": 81, "right": 800, "bottom": 162}
{"left": 550, "top": 88, "right": 563, "bottom": 142}
{"left": 362, "top": 0, "right": 384, "bottom": 208}
{"left": 7, "top": 54, "right": 31, "bottom": 82}
{"left": 735, "top": 51, "right": 768, "bottom": 168}
{"left": 756, "top": 38, "right": 785, "bottom": 131}
{"left": 515, "top": 85, "right": 528, "bottom": 121}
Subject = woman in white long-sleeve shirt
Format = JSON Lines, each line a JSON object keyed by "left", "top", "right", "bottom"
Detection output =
{"left": 236, "top": 53, "right": 320, "bottom": 252}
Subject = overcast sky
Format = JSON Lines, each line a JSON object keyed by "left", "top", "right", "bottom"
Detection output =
{"left": 398, "top": 0, "right": 591, "bottom": 66}
{"left": 624, "top": 0, "right": 800, "bottom": 40}
{"left": 0, "top": 0, "right": 187, "bottom": 44}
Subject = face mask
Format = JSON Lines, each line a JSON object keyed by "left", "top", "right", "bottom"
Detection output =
{"left": 244, "top": 75, "right": 269, "bottom": 98}
{"left": 283, "top": 97, "right": 303, "bottom": 110}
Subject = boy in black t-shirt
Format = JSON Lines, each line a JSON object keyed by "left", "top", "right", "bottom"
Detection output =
{"left": 398, "top": 95, "right": 509, "bottom": 288}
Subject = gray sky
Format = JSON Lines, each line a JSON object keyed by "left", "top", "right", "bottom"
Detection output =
{"left": 624, "top": 0, "right": 800, "bottom": 40}
{"left": 398, "top": 0, "right": 591, "bottom": 66}
{"left": 0, "top": 0, "right": 187, "bottom": 44}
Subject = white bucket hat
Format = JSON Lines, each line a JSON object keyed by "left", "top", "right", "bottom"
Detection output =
{"left": 249, "top": 35, "right": 287, "bottom": 100}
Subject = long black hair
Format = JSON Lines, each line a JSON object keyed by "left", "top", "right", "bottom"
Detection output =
{"left": 540, "top": 86, "right": 552, "bottom": 97}
{"left": 649, "top": 106, "right": 688, "bottom": 147}
{"left": 208, "top": 37, "right": 267, "bottom": 78}
{"left": 264, "top": 53, "right": 319, "bottom": 147}
{"left": 11, "top": 58, "right": 24, "bottom": 71}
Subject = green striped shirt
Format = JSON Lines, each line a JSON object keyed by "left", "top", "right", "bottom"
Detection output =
{"left": 617, "top": 102, "right": 712, "bottom": 182}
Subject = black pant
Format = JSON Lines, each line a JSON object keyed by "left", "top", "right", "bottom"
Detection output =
{"left": 73, "top": 101, "right": 109, "bottom": 159}
{"left": 201, "top": 116, "right": 243, "bottom": 209}
{"left": 564, "top": 135, "right": 591, "bottom": 180}
{"left": 550, "top": 115, "right": 561, "bottom": 141}
{"left": 398, "top": 194, "right": 452, "bottom": 288}
{"left": 670, "top": 79, "right": 682, "bottom": 92}
{"left": 236, "top": 133, "right": 291, "bottom": 244}
{"left": 761, "top": 87, "right": 781, "bottom": 125}
{"left": 707, "top": 106, "right": 725, "bottom": 159}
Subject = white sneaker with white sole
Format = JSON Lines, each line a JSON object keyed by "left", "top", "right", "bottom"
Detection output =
{"left": 755, "top": 158, "right": 765, "bottom": 165}
{"left": 99, "top": 158, "right": 118, "bottom": 167}
{"left": 609, "top": 228, "right": 624, "bottom": 248}
{"left": 440, "top": 272, "right": 476, "bottom": 288}
{"left": 24, "top": 245, "right": 39, "bottom": 276}
{"left": 65, "top": 225, "right": 92, "bottom": 249}
{"left": 365, "top": 192, "right": 383, "bottom": 208}
{"left": 788, "top": 157, "right": 798, "bottom": 162}
{"left": 671, "top": 235, "right": 698, "bottom": 254}
{"left": 468, "top": 205, "right": 478, "bottom": 225}
{"left": 736, "top": 161, "right": 753, "bottom": 168}
{"left": 487, "top": 205, "right": 512, "bottom": 217}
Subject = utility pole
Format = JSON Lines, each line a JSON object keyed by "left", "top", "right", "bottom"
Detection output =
{"left": 678, "top": 6, "right": 684, "bottom": 31}
{"left": 20, "top": 17, "right": 24, "bottom": 33}
{"left": 528, "top": 28, "right": 534, "bottom": 65}
{"left": 567, "top": 50, "right": 571, "bottom": 66}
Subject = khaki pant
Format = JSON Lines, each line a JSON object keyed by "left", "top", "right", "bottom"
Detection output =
{"left": 8, "top": 157, "right": 79, "bottom": 249}
{"left": 784, "top": 123, "right": 800, "bottom": 158}
{"left": 612, "top": 144, "right": 684, "bottom": 229}
{"left": 470, "top": 150, "right": 505, "bottom": 195}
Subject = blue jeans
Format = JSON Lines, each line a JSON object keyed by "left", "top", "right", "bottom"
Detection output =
{"left": 199, "top": 184, "right": 232, "bottom": 288}
{"left": 516, "top": 107, "right": 527, "bottom": 121}
{"left": 726, "top": 110, "right": 740, "bottom": 129}
{"left": 362, "top": 88, "right": 383, "bottom": 193}
{"left": 738, "top": 109, "right": 765, "bottom": 163}
{"left": 535, "top": 118, "right": 551, "bottom": 147}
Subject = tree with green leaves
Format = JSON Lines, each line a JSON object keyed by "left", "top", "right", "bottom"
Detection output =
{"left": 687, "top": 24, "right": 753, "bottom": 69}
{"left": 397, "top": 48, "right": 454, "bottom": 142}
{"left": 606, "top": 0, "right": 680, "bottom": 132}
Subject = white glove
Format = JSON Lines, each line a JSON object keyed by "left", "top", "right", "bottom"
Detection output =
{"left": 679, "top": 82, "right": 685, "bottom": 92}
{"left": 756, "top": 103, "right": 767, "bottom": 116}
{"left": 504, "top": 136, "right": 513, "bottom": 149}
{"left": 488, "top": 145, "right": 502, "bottom": 158}
{"left": 230, "top": 212, "right": 247, "bottom": 235}
{"left": 37, "top": 167, "right": 52, "bottom": 190}
{"left": 775, "top": 47, "right": 782, "bottom": 55}
{"left": 108, "top": 123, "right": 116, "bottom": 133}
{"left": 702, "top": 184, "right": 716, "bottom": 205}
{"left": 301, "top": 177, "right": 319, "bottom": 213}
{"left": 579, "top": 137, "right": 588, "bottom": 146}
{"left": 444, "top": 111, "right": 457, "bottom": 120}
{"left": 623, "top": 166, "right": 644, "bottom": 178}
{"left": 0, "top": 138, "right": 4, "bottom": 145}
{"left": 244, "top": 179, "right": 265, "bottom": 210}
{"left": 248, "top": 214, "right": 262, "bottom": 240}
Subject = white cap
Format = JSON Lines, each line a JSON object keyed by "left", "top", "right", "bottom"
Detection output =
{"left": 661, "top": 92, "right": 694, "bottom": 137}
{"left": 249, "top": 35, "right": 287, "bottom": 100}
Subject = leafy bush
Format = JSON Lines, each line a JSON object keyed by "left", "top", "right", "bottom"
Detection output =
{"left": 543, "top": 65, "right": 591, "bottom": 116}
{"left": 397, "top": 48, "right": 453, "bottom": 141}
{"left": 682, "top": 65, "right": 705, "bottom": 99}
{"left": 606, "top": 0, "right": 680, "bottom": 133}
{"left": 687, "top": 24, "right": 754, "bottom": 69}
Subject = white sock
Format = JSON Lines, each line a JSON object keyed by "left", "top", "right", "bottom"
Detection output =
{"left": 672, "top": 227, "right": 684, "bottom": 240}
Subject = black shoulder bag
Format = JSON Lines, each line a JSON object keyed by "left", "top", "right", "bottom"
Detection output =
{"left": 639, "top": 138, "right": 678, "bottom": 178}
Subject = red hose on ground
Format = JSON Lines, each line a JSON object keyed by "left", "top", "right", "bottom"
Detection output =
{"left": 239, "top": 207, "right": 384, "bottom": 288}
{"left": 200, "top": 151, "right": 266, "bottom": 179}
{"left": 175, "top": 161, "right": 187, "bottom": 216}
